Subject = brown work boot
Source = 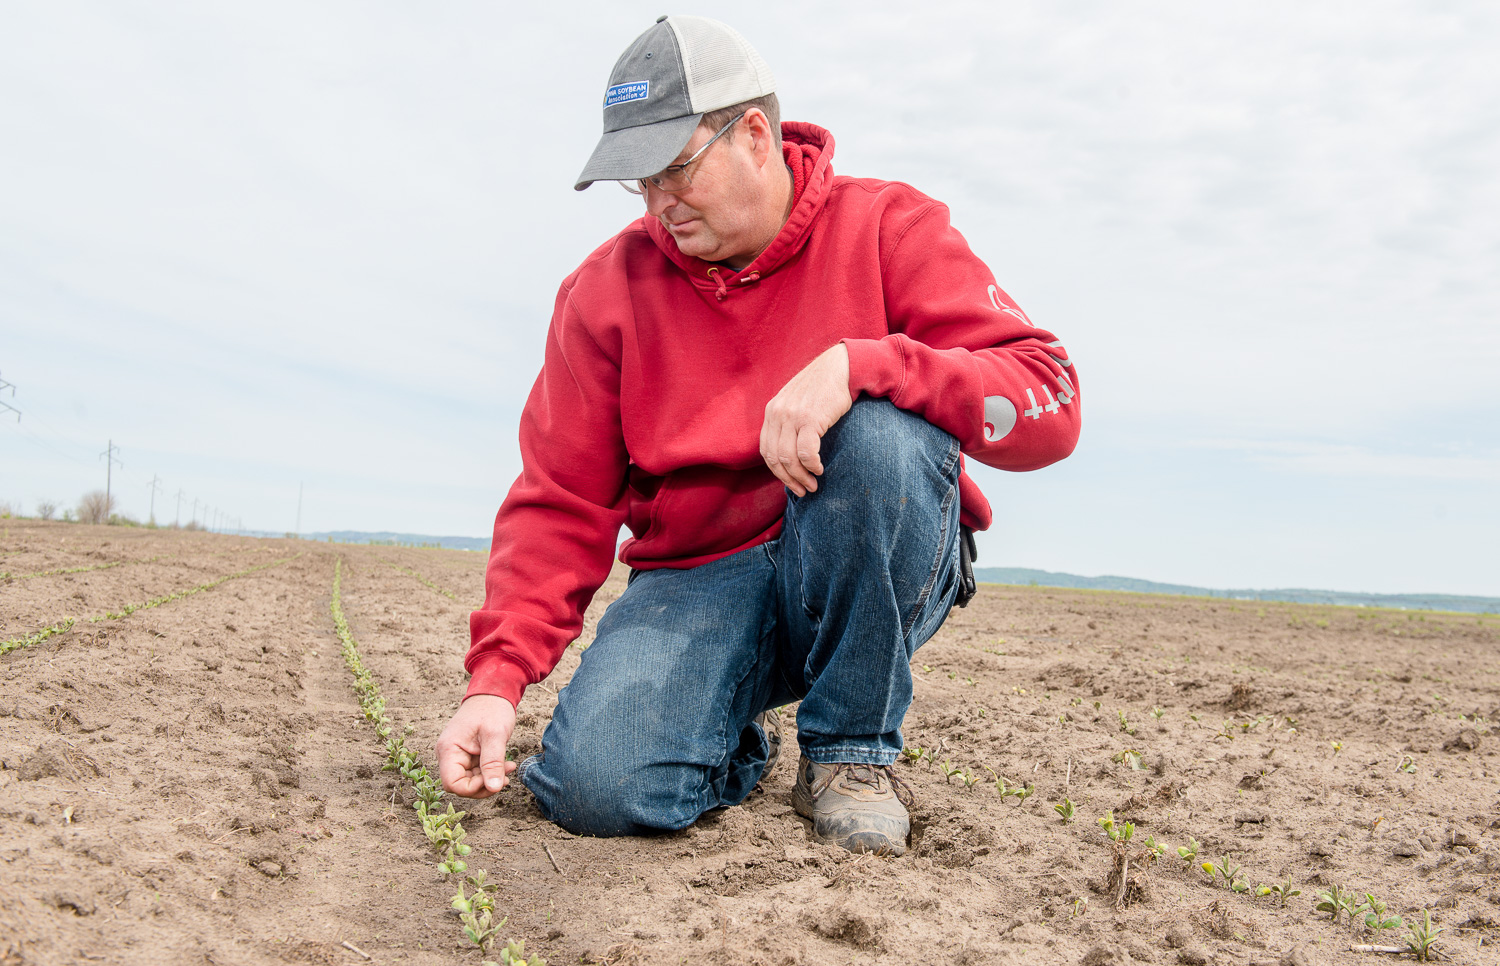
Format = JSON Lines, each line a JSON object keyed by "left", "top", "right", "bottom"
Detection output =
{"left": 790, "top": 756, "right": 913, "bottom": 855}
{"left": 755, "top": 708, "right": 783, "bottom": 779}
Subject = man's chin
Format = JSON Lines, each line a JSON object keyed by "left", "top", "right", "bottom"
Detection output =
{"left": 669, "top": 228, "right": 717, "bottom": 259}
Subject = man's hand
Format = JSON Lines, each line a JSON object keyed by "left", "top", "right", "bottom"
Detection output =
{"left": 760, "top": 343, "right": 853, "bottom": 497}
{"left": 435, "top": 694, "right": 518, "bottom": 798}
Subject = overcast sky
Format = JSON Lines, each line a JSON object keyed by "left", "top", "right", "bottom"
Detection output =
{"left": 3, "top": 2, "right": 1496, "bottom": 596}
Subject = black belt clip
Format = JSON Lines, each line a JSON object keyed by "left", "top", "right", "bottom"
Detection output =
{"left": 955, "top": 525, "right": 978, "bottom": 608}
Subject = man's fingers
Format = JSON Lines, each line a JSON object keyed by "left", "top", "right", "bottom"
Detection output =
{"left": 795, "top": 424, "right": 824, "bottom": 479}
{"left": 776, "top": 421, "right": 812, "bottom": 496}
{"left": 436, "top": 735, "right": 479, "bottom": 793}
{"left": 437, "top": 694, "right": 517, "bottom": 798}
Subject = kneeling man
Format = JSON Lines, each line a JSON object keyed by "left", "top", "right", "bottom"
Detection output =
{"left": 437, "top": 15, "right": 1081, "bottom": 855}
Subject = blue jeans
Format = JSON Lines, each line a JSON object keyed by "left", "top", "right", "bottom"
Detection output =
{"left": 520, "top": 400, "right": 963, "bottom": 836}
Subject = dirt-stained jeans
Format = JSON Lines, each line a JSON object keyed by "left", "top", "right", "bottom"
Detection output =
{"left": 518, "top": 399, "right": 963, "bottom": 836}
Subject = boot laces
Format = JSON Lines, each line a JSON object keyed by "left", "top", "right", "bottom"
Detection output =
{"left": 813, "top": 763, "right": 915, "bottom": 809}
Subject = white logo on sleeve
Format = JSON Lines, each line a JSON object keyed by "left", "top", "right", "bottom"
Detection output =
{"left": 983, "top": 395, "right": 1018, "bottom": 441}
{"left": 988, "top": 285, "right": 1033, "bottom": 326}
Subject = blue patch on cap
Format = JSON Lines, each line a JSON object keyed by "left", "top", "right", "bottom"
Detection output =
{"left": 605, "top": 81, "right": 650, "bottom": 108}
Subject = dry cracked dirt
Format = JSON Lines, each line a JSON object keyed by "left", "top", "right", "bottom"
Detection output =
{"left": 2, "top": 519, "right": 1498, "bottom": 966}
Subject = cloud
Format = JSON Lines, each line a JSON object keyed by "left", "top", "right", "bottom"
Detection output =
{"left": 1, "top": 1, "right": 1496, "bottom": 592}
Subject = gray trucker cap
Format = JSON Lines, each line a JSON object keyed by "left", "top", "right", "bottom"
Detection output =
{"left": 575, "top": 15, "right": 776, "bottom": 191}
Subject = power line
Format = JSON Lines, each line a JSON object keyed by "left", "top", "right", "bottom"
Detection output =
{"left": 147, "top": 474, "right": 163, "bottom": 525}
{"left": 99, "top": 440, "right": 122, "bottom": 519}
{"left": 0, "top": 371, "right": 19, "bottom": 423}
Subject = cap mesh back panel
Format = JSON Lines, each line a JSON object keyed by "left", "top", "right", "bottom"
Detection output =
{"left": 670, "top": 17, "right": 775, "bottom": 113}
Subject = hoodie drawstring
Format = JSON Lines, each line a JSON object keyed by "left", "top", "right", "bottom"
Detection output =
{"left": 707, "top": 266, "right": 728, "bottom": 301}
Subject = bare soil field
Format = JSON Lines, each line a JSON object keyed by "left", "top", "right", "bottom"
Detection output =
{"left": 3, "top": 519, "right": 1497, "bottom": 966}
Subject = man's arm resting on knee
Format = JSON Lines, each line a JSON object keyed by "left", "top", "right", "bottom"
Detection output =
{"left": 436, "top": 693, "right": 519, "bottom": 798}
{"left": 846, "top": 201, "right": 1081, "bottom": 472}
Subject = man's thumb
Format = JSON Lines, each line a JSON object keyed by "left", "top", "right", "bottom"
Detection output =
{"left": 480, "top": 754, "right": 508, "bottom": 792}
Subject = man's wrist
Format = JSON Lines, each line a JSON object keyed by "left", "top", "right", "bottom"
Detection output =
{"left": 463, "top": 654, "right": 528, "bottom": 709}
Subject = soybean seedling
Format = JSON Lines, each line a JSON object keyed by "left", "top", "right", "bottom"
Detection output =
{"left": 1254, "top": 875, "right": 1301, "bottom": 909}
{"left": 487, "top": 940, "right": 547, "bottom": 966}
{"left": 1176, "top": 838, "right": 1200, "bottom": 864}
{"left": 1202, "top": 855, "right": 1245, "bottom": 891}
{"left": 1314, "top": 884, "right": 1354, "bottom": 923}
{"left": 901, "top": 745, "right": 929, "bottom": 765}
{"left": 453, "top": 871, "right": 507, "bottom": 952}
{"left": 1362, "top": 894, "right": 1401, "bottom": 938}
{"left": 1054, "top": 798, "right": 1076, "bottom": 823}
{"left": 1117, "top": 710, "right": 1136, "bottom": 736}
{"left": 1142, "top": 835, "right": 1166, "bottom": 860}
{"left": 1397, "top": 754, "right": 1417, "bottom": 774}
{"left": 940, "top": 759, "right": 964, "bottom": 784}
{"left": 1150, "top": 706, "right": 1165, "bottom": 719}
{"left": 1111, "top": 749, "right": 1143, "bottom": 771}
{"left": 1405, "top": 909, "right": 1442, "bottom": 962}
{"left": 1097, "top": 810, "right": 1134, "bottom": 845}
{"left": 1329, "top": 740, "right": 1344, "bottom": 755}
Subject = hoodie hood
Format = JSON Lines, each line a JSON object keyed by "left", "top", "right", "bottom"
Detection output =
{"left": 644, "top": 121, "right": 835, "bottom": 296}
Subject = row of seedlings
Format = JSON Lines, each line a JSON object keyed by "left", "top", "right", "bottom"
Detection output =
{"left": 328, "top": 558, "right": 544, "bottom": 966}
{"left": 1, "top": 553, "right": 301, "bottom": 655}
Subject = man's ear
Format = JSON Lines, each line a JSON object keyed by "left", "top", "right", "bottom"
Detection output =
{"left": 743, "top": 108, "right": 776, "bottom": 167}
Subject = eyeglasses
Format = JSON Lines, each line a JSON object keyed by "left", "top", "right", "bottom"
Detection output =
{"left": 619, "top": 113, "right": 745, "bottom": 195}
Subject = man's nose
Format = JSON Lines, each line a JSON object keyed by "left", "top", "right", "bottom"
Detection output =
{"left": 643, "top": 182, "right": 676, "bottom": 217}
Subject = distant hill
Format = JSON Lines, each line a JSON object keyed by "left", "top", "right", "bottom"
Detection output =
{"left": 974, "top": 567, "right": 1500, "bottom": 614}
{"left": 291, "top": 530, "right": 489, "bottom": 552}
{"left": 233, "top": 528, "right": 1498, "bottom": 613}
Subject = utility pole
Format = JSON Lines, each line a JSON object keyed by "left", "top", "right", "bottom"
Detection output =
{"left": 191, "top": 497, "right": 199, "bottom": 527}
{"left": 0, "top": 372, "right": 19, "bottom": 422}
{"left": 99, "top": 440, "right": 122, "bottom": 523}
{"left": 147, "top": 475, "right": 163, "bottom": 525}
{"left": 174, "top": 489, "right": 184, "bottom": 527}
{"left": 296, "top": 481, "right": 303, "bottom": 537}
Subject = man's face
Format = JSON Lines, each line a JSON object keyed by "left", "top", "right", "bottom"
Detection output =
{"left": 642, "top": 119, "right": 767, "bottom": 265}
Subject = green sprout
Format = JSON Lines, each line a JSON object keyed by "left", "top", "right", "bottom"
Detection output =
{"left": 1054, "top": 798, "right": 1076, "bottom": 823}
{"left": 1142, "top": 835, "right": 1166, "bottom": 860}
{"left": 1405, "top": 909, "right": 1442, "bottom": 962}
{"left": 1315, "top": 884, "right": 1354, "bottom": 923}
{"left": 1397, "top": 755, "right": 1417, "bottom": 774}
{"left": 1202, "top": 855, "right": 1244, "bottom": 891}
{"left": 1362, "top": 894, "right": 1401, "bottom": 937}
{"left": 1097, "top": 810, "right": 1134, "bottom": 844}
{"left": 1176, "top": 838, "right": 1200, "bottom": 863}
{"left": 1150, "top": 706, "right": 1165, "bottom": 719}
{"left": 939, "top": 758, "right": 963, "bottom": 784}
{"left": 1329, "top": 740, "right": 1344, "bottom": 755}
{"left": 454, "top": 872, "right": 506, "bottom": 951}
{"left": 1254, "top": 875, "right": 1301, "bottom": 908}
{"left": 1117, "top": 710, "right": 1136, "bottom": 736}
{"left": 487, "top": 940, "right": 547, "bottom": 966}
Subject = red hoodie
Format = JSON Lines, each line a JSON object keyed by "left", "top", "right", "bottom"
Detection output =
{"left": 466, "top": 122, "right": 1080, "bottom": 706}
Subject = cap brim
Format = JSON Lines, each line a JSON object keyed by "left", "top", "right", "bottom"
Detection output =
{"left": 574, "top": 113, "right": 703, "bottom": 191}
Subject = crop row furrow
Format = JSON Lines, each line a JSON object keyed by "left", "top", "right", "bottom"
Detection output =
{"left": 0, "top": 553, "right": 301, "bottom": 655}
{"left": 0, "top": 553, "right": 168, "bottom": 580}
{"left": 380, "top": 558, "right": 459, "bottom": 600}
{"left": 328, "top": 558, "right": 542, "bottom": 966}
